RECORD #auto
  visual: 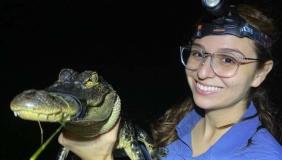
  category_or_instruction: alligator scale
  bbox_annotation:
[10,68,157,160]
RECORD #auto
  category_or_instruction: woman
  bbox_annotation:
[58,3,282,160]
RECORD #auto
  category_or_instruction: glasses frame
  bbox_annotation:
[180,45,260,78]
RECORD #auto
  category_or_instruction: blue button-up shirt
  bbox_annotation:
[161,102,282,160]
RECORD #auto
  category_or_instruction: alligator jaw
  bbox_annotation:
[11,110,70,122]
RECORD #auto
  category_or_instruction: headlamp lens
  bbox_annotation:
[204,0,221,8]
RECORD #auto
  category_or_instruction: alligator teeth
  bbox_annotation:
[14,112,18,117]
[38,114,48,120]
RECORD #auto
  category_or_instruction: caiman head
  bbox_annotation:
[10,68,121,138]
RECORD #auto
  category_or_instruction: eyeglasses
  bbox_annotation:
[180,44,260,78]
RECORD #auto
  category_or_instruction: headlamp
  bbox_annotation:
[195,0,272,48]
[203,0,221,8]
[201,0,226,16]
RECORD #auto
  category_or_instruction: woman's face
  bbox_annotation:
[186,35,269,110]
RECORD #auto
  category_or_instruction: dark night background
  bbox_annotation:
[1,0,282,159]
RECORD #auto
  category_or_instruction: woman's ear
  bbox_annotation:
[251,60,273,87]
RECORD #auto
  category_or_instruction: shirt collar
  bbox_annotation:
[176,102,261,153]
[176,108,202,148]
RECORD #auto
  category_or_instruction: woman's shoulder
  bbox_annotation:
[239,128,282,159]
[253,128,282,150]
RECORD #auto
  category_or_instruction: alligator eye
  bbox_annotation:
[90,72,99,84]
[84,72,99,88]
[84,80,94,88]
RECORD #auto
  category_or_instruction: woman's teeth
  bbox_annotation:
[196,82,221,92]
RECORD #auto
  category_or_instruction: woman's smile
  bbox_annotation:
[195,81,223,96]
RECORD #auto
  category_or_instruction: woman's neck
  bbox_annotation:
[191,100,248,157]
[203,100,248,133]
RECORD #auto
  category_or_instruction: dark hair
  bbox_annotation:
[151,4,281,148]
[239,4,281,143]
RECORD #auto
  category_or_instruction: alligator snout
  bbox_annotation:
[10,89,81,122]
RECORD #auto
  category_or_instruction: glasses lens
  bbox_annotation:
[181,46,204,70]
[212,53,239,77]
[180,46,189,66]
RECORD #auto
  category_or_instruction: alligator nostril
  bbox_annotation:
[23,90,47,100]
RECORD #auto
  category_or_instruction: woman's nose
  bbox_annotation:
[197,57,216,79]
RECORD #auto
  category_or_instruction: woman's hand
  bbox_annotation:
[58,120,120,160]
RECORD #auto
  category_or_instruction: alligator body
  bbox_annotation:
[10,68,157,160]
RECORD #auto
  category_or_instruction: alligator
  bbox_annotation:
[10,68,157,160]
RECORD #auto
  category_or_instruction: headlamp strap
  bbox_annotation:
[194,5,272,48]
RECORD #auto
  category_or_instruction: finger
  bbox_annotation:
[58,133,67,146]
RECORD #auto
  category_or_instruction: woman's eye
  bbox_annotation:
[191,51,204,57]
[222,56,236,64]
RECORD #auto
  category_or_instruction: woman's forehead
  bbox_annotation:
[193,35,257,57]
